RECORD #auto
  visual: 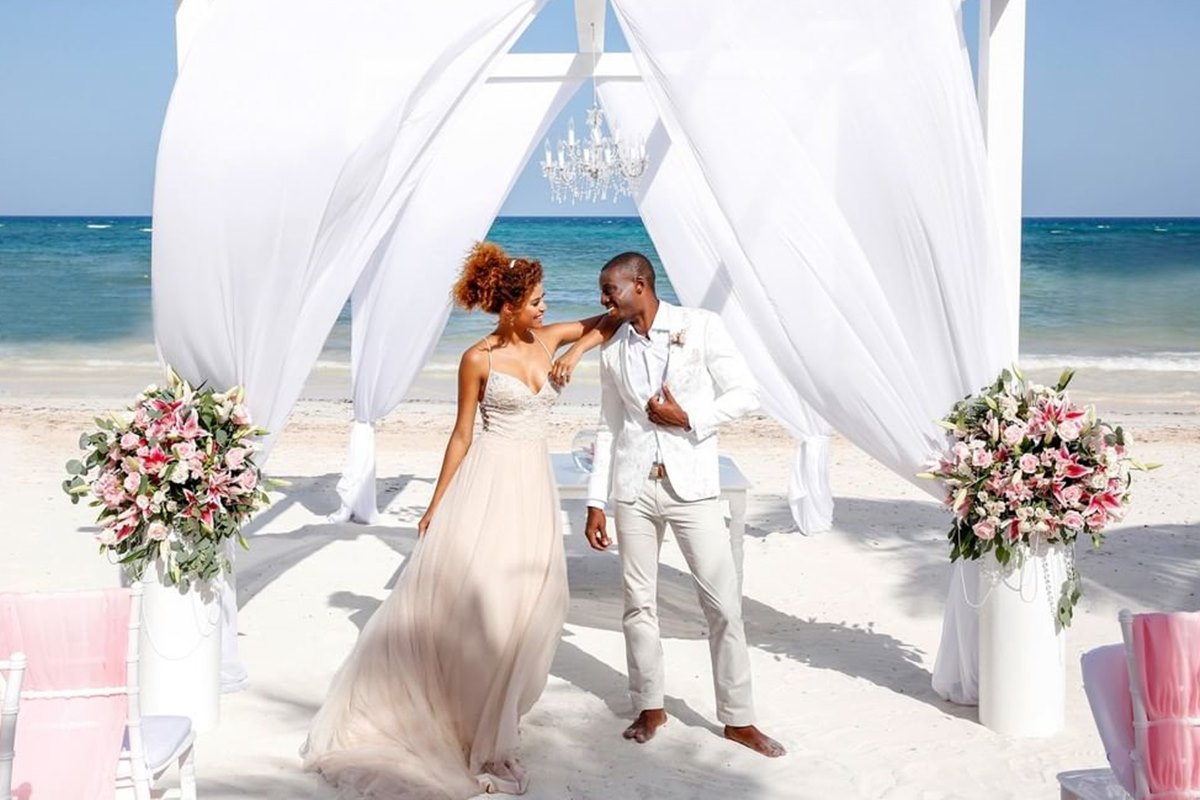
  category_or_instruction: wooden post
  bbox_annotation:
[977,0,1028,356]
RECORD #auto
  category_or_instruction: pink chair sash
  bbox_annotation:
[1128,611,1200,798]
[0,589,130,800]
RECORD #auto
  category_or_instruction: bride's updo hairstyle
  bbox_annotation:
[453,241,544,315]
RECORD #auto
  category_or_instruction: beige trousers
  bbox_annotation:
[614,474,755,726]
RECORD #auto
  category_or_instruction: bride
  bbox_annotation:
[302,242,613,798]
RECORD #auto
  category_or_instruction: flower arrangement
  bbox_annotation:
[63,368,272,590]
[923,367,1153,628]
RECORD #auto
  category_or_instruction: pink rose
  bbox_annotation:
[1061,485,1083,506]
[973,519,997,541]
[1058,420,1082,442]
[123,472,141,494]
[971,449,994,469]
[120,432,140,450]
[237,470,258,492]
[1062,511,1085,530]
[1002,424,1026,446]
[147,521,169,541]
[231,405,251,426]
[1019,453,1039,474]
[225,447,248,469]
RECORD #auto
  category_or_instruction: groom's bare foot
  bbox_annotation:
[623,709,668,743]
[724,725,786,757]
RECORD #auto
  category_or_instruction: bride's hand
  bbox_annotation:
[417,508,434,537]
[550,353,579,387]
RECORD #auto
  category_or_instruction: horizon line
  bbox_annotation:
[3,213,1200,221]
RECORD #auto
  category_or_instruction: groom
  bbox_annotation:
[585,252,785,758]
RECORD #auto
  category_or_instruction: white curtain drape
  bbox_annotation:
[153,0,547,454]
[151,0,547,685]
[334,77,585,523]
[597,79,835,534]
[609,0,1016,704]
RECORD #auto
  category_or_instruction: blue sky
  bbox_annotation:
[1,0,1197,217]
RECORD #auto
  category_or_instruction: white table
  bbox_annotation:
[551,453,752,582]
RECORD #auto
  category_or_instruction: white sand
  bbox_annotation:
[1,380,1198,799]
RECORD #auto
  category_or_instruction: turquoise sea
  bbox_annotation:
[1,216,1199,383]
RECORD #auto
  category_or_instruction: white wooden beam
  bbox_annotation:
[574,0,607,53]
[977,0,1027,356]
[486,52,640,82]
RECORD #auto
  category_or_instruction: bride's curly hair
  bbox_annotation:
[453,241,543,315]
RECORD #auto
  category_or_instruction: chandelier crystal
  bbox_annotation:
[542,29,648,204]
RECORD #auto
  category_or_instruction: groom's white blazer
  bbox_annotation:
[587,302,759,508]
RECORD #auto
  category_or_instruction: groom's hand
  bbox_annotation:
[584,507,611,551]
[646,384,690,430]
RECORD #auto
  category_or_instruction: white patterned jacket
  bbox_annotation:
[586,302,759,508]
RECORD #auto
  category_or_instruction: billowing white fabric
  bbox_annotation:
[788,436,834,535]
[332,421,378,524]
[931,560,979,704]
[151,0,548,681]
[609,0,1016,703]
[334,76,585,523]
[153,0,546,454]
[597,79,834,534]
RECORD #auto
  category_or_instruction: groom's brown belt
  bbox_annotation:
[648,462,668,480]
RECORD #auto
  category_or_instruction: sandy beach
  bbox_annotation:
[1,364,1198,799]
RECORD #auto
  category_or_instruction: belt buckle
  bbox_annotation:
[649,462,666,480]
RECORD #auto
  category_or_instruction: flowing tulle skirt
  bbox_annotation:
[303,435,569,799]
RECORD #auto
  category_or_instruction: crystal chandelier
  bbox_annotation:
[541,28,648,204]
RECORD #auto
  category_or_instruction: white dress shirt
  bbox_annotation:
[624,302,674,406]
[625,302,679,464]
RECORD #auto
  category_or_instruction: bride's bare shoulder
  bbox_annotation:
[459,339,491,375]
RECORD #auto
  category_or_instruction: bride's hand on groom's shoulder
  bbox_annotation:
[549,355,578,387]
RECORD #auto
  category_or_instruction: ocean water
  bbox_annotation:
[1,216,1198,378]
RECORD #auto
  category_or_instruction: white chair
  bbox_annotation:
[1059,609,1200,800]
[115,584,197,800]
[0,584,196,800]
[0,652,27,800]
[1059,643,1135,800]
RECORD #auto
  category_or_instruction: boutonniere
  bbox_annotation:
[668,330,687,348]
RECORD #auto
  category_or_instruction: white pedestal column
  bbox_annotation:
[978,544,1067,737]
[139,561,222,733]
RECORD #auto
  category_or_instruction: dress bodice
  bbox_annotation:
[478,340,559,441]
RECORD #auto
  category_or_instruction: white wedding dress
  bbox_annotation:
[303,344,569,798]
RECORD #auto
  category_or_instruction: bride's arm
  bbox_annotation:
[418,346,487,536]
[540,313,617,351]
[542,313,619,386]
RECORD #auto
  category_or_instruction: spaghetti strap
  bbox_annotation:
[530,332,552,364]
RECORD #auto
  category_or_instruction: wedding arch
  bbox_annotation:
[153,0,1028,704]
